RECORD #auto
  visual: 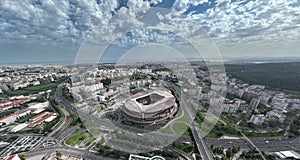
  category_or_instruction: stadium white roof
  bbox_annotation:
[125,89,175,113]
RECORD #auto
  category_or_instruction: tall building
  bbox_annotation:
[250,114,265,125]
[223,104,240,114]
[266,110,287,123]
[249,98,260,110]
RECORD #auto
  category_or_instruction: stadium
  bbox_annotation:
[121,89,178,124]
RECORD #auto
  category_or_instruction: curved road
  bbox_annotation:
[25,146,118,160]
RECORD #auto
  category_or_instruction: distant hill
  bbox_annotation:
[225,62,300,92]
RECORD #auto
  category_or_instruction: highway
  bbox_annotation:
[47,107,70,139]
[240,132,266,160]
[190,122,214,160]
[56,85,78,113]
[169,147,194,160]
[206,137,300,152]
[169,82,215,160]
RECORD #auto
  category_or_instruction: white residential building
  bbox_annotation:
[249,98,260,110]
[273,102,288,111]
[223,104,240,113]
[266,110,287,123]
[250,114,266,125]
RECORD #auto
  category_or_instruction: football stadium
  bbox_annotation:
[122,89,178,124]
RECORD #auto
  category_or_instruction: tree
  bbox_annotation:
[19,153,26,160]
[56,151,62,157]
[101,78,111,86]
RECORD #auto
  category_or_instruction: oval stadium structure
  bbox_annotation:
[122,89,178,124]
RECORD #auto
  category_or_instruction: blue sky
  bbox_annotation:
[0,0,299,64]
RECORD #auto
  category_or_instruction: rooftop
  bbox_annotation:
[125,89,175,113]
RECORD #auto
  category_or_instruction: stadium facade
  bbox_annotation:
[122,89,178,124]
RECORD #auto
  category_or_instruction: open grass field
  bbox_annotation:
[65,130,89,147]
[84,137,96,147]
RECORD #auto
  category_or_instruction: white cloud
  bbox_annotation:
[149,0,163,5]
[181,0,300,47]
[0,0,119,46]
[0,0,299,54]
[172,0,209,13]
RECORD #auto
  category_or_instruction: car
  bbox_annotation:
[265,141,269,144]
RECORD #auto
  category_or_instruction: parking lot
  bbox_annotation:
[0,136,44,158]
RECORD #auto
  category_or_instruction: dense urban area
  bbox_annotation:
[0,62,300,160]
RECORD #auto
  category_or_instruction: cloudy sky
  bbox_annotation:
[0,0,299,64]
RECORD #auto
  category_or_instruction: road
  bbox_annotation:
[205,137,300,152]
[56,124,81,143]
[47,107,70,138]
[169,82,215,160]
[190,122,214,160]
[169,147,194,160]
[56,85,77,113]
[25,146,118,160]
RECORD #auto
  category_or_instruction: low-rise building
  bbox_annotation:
[0,113,17,125]
[28,101,49,112]
[5,154,21,160]
[11,123,28,133]
[272,150,300,159]
[29,112,48,122]
[0,104,13,111]
[16,110,32,119]
[0,101,13,111]
[28,112,56,128]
